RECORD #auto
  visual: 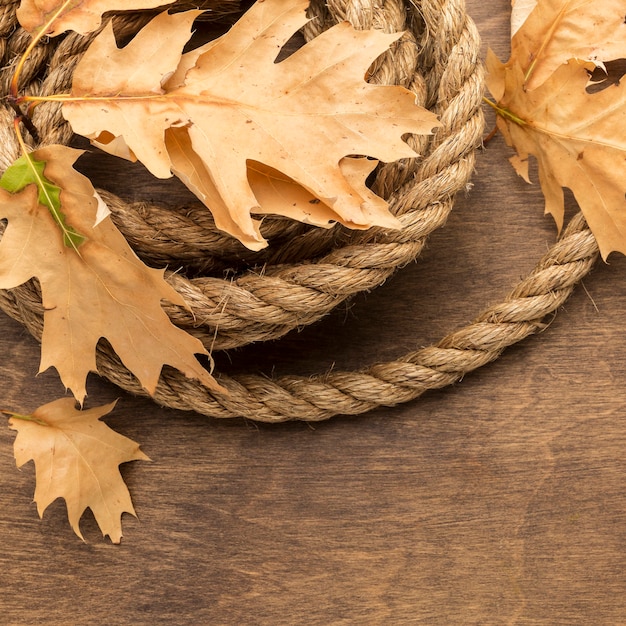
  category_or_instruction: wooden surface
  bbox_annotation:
[2,2,626,624]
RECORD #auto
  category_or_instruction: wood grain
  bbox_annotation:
[2,1,626,624]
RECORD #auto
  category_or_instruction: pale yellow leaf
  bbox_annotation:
[9,398,149,543]
[62,0,439,248]
[486,47,507,102]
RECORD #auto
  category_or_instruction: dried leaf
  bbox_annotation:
[7,398,149,543]
[0,144,222,402]
[249,157,397,228]
[510,0,536,37]
[62,0,439,249]
[487,51,626,259]
[486,2,626,258]
[17,0,169,37]
[507,0,626,91]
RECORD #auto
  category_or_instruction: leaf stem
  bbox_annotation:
[10,35,43,99]
[10,0,74,98]
[483,123,499,145]
[13,116,32,158]
[11,118,84,255]
[482,96,527,127]
[7,98,40,143]
[1,409,48,426]
[21,93,171,104]
[9,0,79,147]
[523,5,567,87]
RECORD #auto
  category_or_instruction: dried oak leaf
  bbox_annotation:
[17,0,170,37]
[8,397,148,543]
[487,52,626,259]
[62,0,439,249]
[506,0,626,91]
[0,144,221,402]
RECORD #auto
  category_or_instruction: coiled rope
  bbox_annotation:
[0,0,599,421]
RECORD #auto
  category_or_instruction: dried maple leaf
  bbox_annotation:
[17,0,169,37]
[506,0,626,91]
[7,397,148,543]
[487,2,626,258]
[487,52,626,259]
[61,0,439,249]
[0,144,222,402]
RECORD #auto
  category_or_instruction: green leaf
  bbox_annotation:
[0,153,85,248]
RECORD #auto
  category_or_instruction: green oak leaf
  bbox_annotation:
[0,152,85,248]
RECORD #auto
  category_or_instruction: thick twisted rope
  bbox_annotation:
[0,211,599,422]
[0,0,601,421]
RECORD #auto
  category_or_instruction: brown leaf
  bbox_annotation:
[0,144,222,402]
[62,1,439,249]
[486,51,626,259]
[17,0,169,37]
[507,0,626,91]
[8,398,149,543]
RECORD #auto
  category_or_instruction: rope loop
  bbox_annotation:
[0,0,600,421]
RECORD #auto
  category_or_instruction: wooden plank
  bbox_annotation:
[1,1,626,623]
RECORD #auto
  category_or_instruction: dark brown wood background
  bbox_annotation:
[2,1,626,624]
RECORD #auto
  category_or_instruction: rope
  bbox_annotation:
[0,211,599,421]
[0,0,600,421]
